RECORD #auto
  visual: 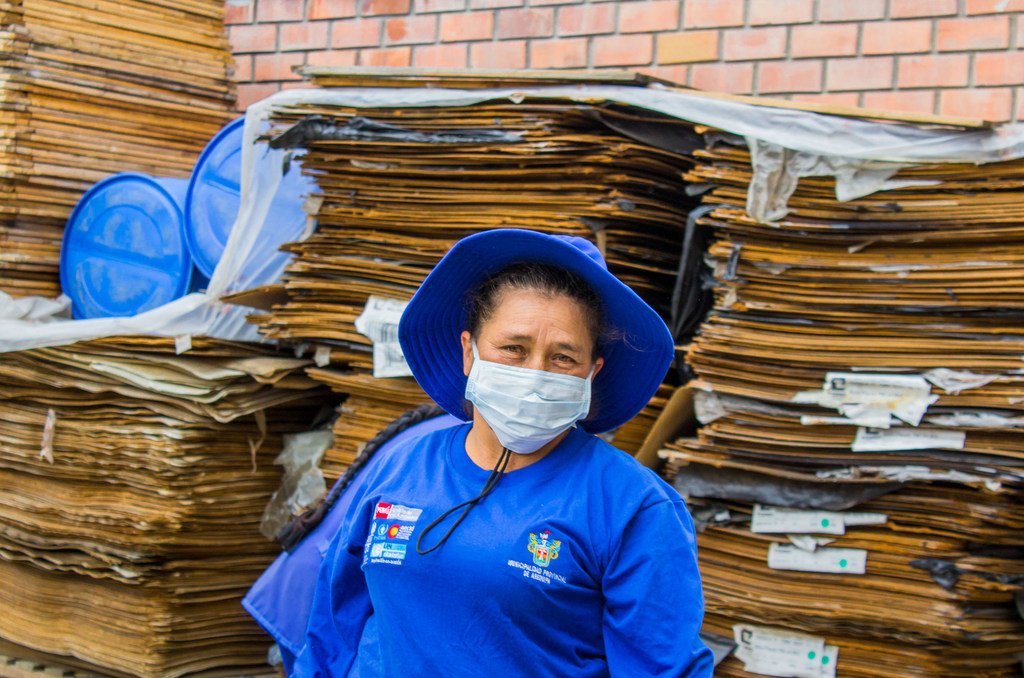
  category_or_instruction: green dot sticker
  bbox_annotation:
[821,518,830,527]
[839,559,848,568]
[807,651,816,660]
[822,656,830,665]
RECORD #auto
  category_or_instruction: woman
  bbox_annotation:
[293,229,711,677]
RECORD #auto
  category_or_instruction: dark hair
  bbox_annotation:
[465,262,604,357]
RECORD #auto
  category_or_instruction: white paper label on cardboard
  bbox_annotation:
[694,390,726,424]
[794,372,937,426]
[733,624,837,678]
[874,465,983,484]
[767,544,867,574]
[923,368,999,395]
[314,345,331,367]
[354,296,412,378]
[800,412,892,428]
[841,512,888,527]
[174,334,192,355]
[926,411,1024,428]
[787,535,834,552]
[751,505,846,535]
[852,427,966,452]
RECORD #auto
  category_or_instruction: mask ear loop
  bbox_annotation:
[416,446,512,555]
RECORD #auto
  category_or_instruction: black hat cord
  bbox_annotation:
[416,446,513,556]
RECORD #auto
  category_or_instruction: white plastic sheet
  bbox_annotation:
[1,84,1022,352]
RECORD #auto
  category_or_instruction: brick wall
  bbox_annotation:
[227,0,1024,122]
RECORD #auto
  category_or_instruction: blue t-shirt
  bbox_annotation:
[292,423,712,677]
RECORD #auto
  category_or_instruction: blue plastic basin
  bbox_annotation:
[60,173,194,319]
[184,118,314,279]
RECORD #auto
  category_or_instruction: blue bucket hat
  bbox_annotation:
[398,228,674,435]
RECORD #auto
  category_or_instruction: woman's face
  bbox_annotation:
[461,288,604,378]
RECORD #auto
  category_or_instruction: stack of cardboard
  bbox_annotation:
[250,70,699,351]
[0,337,330,676]
[661,142,1024,676]
[0,0,235,297]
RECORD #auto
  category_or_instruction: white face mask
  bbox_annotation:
[464,341,594,454]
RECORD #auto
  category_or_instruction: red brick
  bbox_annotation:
[657,30,719,64]
[862,89,936,114]
[363,0,412,16]
[231,54,253,82]
[620,1,680,34]
[683,0,743,28]
[415,0,466,12]
[1020,17,1024,47]
[229,24,277,53]
[308,0,357,19]
[689,62,754,93]
[280,81,315,91]
[639,65,689,86]
[826,56,894,91]
[225,1,253,25]
[557,5,614,36]
[497,8,554,38]
[862,20,933,55]
[360,46,413,66]
[306,49,359,67]
[256,0,304,22]
[790,92,861,107]
[939,88,1014,121]
[280,22,329,51]
[532,0,582,5]
[1017,94,1024,122]
[790,23,858,58]
[331,19,383,48]
[818,0,885,21]
[470,0,522,7]
[723,27,786,61]
[757,60,823,93]
[470,40,527,67]
[898,54,970,88]
[937,16,1010,51]
[530,37,587,68]
[413,43,469,67]
[385,15,438,45]
[966,0,1024,13]
[253,51,304,81]
[975,51,1024,86]
[889,0,957,18]
[236,83,279,111]
[440,11,494,41]
[748,0,813,26]
[592,33,653,66]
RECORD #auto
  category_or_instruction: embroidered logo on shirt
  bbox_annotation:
[508,529,568,586]
[528,530,561,568]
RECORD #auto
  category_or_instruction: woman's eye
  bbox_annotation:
[554,354,577,365]
[502,345,524,355]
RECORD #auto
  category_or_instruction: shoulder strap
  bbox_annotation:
[277,403,448,552]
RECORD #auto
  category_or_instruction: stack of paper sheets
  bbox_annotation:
[662,141,1024,676]
[0,0,235,297]
[0,337,329,676]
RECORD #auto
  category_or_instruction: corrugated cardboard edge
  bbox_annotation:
[635,385,696,469]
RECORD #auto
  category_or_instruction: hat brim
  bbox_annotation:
[398,229,673,434]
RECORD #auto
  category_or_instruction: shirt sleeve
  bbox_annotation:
[602,497,714,678]
[290,486,376,678]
